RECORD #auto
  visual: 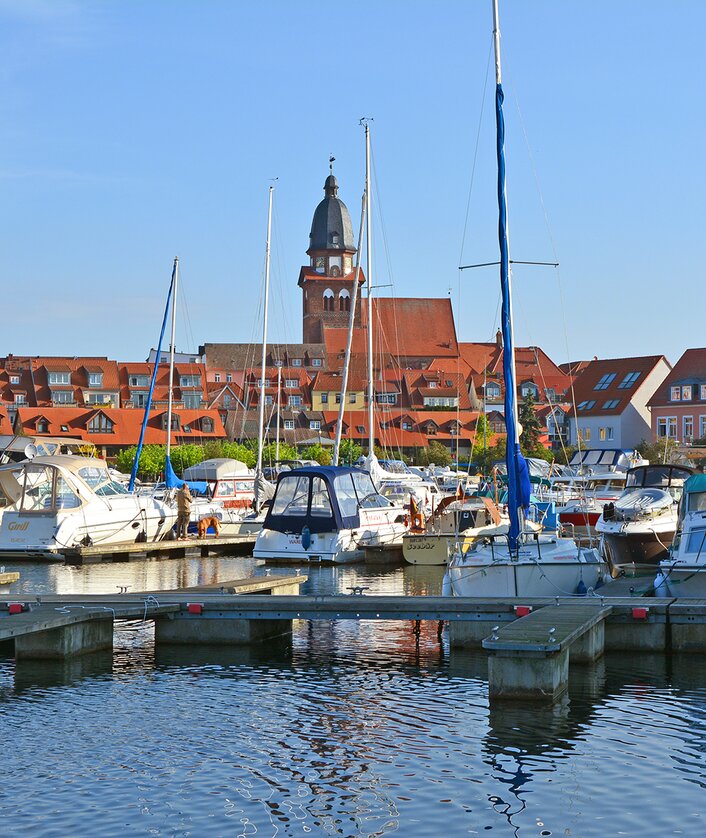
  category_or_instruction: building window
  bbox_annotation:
[183,394,202,409]
[426,424,437,435]
[545,388,556,402]
[320,393,328,404]
[657,417,677,438]
[226,373,232,382]
[132,393,147,408]
[88,414,114,434]
[51,391,73,404]
[37,419,49,433]
[285,379,298,389]
[214,373,221,383]
[88,372,103,387]
[594,373,616,390]
[223,394,231,408]
[60,424,69,433]
[14,394,25,404]
[201,417,214,433]
[323,289,335,312]
[349,393,356,404]
[312,358,322,367]
[671,386,681,401]
[264,395,273,406]
[682,385,693,401]
[338,289,351,312]
[579,427,591,442]
[356,425,365,433]
[180,375,201,388]
[335,393,341,404]
[48,371,70,385]
[485,383,501,399]
[129,374,149,387]
[683,416,694,441]
[700,416,706,439]
[617,372,640,389]
[599,427,614,441]
[309,420,321,431]
[283,420,295,430]
[402,422,412,431]
[700,385,706,401]
[428,381,437,389]
[577,400,596,410]
[520,383,538,398]
[292,359,302,367]
[288,395,302,407]
[603,399,620,409]
[86,393,110,405]
[376,394,397,405]
[9,375,20,385]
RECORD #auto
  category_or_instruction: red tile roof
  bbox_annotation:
[571,355,668,417]
[647,348,706,407]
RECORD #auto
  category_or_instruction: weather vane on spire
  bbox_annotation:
[329,155,335,174]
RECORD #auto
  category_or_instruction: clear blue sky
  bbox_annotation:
[0,0,703,367]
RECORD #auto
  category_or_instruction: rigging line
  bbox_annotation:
[509,86,581,454]
[458,32,494,267]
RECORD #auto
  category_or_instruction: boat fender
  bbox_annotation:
[301,526,311,550]
[441,569,452,597]
[576,578,587,597]
[654,569,669,597]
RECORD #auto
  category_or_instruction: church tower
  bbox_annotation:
[298,170,364,344]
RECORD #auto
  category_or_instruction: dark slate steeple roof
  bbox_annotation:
[308,174,356,252]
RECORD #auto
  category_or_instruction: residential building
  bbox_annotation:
[647,348,706,444]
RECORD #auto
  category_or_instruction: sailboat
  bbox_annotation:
[445,0,608,597]
[254,131,407,563]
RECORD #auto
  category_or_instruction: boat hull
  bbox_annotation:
[601,529,674,567]
[402,534,458,565]
[656,564,706,597]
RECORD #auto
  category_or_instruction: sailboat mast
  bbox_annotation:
[364,121,375,456]
[256,185,274,476]
[165,256,179,461]
[492,0,523,550]
[332,190,366,466]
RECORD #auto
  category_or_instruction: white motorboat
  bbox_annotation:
[596,463,692,569]
[0,455,176,559]
[402,496,508,566]
[253,466,407,563]
[181,457,262,536]
[445,0,610,598]
[657,473,706,596]
[558,472,627,542]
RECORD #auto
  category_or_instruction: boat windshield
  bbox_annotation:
[19,465,81,512]
[351,471,391,508]
[310,476,333,517]
[685,529,706,555]
[626,466,692,489]
[687,491,706,513]
[78,466,129,496]
[271,475,311,516]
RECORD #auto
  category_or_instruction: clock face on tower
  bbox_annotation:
[315,256,325,273]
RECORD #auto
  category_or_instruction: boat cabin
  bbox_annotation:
[625,464,693,493]
[263,466,394,534]
[182,458,255,509]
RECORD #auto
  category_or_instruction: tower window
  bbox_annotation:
[323,288,335,312]
[331,232,339,245]
[338,289,351,312]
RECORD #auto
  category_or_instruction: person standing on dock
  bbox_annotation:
[176,483,192,539]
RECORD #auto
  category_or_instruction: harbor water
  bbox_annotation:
[1,555,705,836]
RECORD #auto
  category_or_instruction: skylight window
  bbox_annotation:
[617,372,640,389]
[594,373,616,390]
[603,399,620,409]
[577,400,596,410]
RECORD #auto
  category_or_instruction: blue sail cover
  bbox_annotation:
[495,82,528,550]
[164,454,208,495]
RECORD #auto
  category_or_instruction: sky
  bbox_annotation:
[0,0,703,367]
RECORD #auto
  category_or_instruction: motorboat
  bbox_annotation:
[180,457,262,536]
[445,0,610,598]
[558,472,627,542]
[656,473,706,596]
[0,455,176,559]
[253,466,407,563]
[402,495,508,566]
[595,463,693,569]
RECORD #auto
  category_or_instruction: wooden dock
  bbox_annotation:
[60,533,256,564]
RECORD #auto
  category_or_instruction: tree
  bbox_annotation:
[415,441,452,468]
[300,443,332,465]
[637,437,684,465]
[519,392,542,452]
[470,414,495,462]
[338,439,362,465]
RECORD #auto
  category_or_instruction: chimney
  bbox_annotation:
[496,329,503,347]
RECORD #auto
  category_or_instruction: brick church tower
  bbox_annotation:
[298,171,364,343]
